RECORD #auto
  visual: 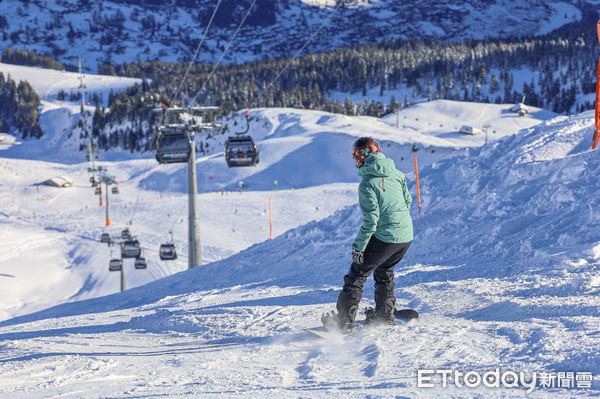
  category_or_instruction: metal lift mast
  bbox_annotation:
[154,106,219,268]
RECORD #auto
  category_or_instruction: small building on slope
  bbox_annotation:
[43,176,74,188]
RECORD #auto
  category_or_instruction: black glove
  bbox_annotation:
[352,249,364,264]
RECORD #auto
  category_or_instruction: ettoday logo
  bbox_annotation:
[417,369,593,393]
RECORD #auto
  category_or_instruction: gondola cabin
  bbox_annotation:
[94,187,102,195]
[121,229,132,240]
[159,243,177,260]
[109,259,122,271]
[122,239,141,258]
[134,257,147,269]
[224,136,259,167]
[100,233,111,243]
[155,127,191,164]
[112,186,119,194]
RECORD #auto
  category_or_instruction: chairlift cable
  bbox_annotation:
[153,0,257,252]
[125,159,156,226]
[166,159,208,234]
[266,0,346,91]
[172,0,223,105]
[137,0,222,226]
[189,0,258,107]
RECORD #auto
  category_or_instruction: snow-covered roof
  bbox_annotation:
[509,103,528,112]
[458,125,482,135]
[43,176,74,187]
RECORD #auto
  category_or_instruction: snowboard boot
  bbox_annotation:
[364,306,395,326]
[374,295,396,325]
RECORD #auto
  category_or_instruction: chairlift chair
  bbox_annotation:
[121,228,131,240]
[109,258,122,271]
[112,186,119,194]
[87,167,93,173]
[155,127,192,164]
[100,233,111,244]
[89,176,95,183]
[122,239,141,258]
[94,187,102,195]
[159,243,177,260]
[134,257,147,269]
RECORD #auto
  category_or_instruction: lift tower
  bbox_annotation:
[154,106,219,268]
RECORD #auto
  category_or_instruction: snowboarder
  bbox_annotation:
[322,137,413,332]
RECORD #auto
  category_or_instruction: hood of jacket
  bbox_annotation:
[358,152,396,178]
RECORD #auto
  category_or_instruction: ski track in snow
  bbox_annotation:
[0,80,599,395]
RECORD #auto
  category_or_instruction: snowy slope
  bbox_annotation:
[0,109,599,396]
[0,85,556,321]
[0,62,141,103]
[0,153,360,320]
[0,63,141,162]
[142,103,557,193]
[381,99,556,147]
[143,107,453,194]
[0,0,584,70]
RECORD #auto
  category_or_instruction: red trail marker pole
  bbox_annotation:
[414,155,421,216]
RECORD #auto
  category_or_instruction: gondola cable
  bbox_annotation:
[172,0,223,105]
[188,0,258,107]
[265,0,346,91]
[127,0,225,228]
[153,0,259,253]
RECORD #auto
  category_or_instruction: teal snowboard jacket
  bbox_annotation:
[352,152,414,252]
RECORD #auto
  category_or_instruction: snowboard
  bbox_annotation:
[304,308,419,339]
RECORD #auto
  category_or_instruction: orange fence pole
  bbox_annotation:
[269,197,273,239]
[414,155,421,216]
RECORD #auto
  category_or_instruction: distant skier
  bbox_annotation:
[322,137,413,332]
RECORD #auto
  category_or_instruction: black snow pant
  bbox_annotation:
[336,236,411,325]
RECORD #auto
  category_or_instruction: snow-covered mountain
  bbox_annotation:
[0,0,590,71]
[1,103,599,396]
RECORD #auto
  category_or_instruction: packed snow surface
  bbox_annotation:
[0,62,141,104]
[0,66,597,395]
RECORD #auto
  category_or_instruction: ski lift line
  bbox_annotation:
[126,154,165,227]
[154,146,209,236]
[265,0,346,91]
[166,157,209,234]
[172,0,223,104]
[169,204,187,233]
[189,0,257,107]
